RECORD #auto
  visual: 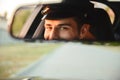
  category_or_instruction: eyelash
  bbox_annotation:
[60,27,69,30]
[45,25,70,31]
[46,27,52,30]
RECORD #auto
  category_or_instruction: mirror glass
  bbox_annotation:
[11,5,36,38]
[9,2,118,41]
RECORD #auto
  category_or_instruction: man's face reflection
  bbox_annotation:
[44,17,79,40]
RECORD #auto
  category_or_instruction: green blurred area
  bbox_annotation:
[12,9,32,36]
[0,43,62,78]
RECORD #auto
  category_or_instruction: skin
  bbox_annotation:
[44,17,79,40]
[79,24,96,40]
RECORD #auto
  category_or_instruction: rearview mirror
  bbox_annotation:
[8,1,120,41]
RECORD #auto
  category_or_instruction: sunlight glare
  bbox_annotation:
[0,0,39,20]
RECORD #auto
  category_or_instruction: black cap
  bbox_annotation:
[41,0,94,19]
[61,0,91,6]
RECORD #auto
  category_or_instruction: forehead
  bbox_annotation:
[44,17,76,24]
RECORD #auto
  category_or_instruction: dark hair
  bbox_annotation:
[86,8,115,41]
[73,17,85,33]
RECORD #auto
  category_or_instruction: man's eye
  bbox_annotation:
[60,26,69,30]
[46,27,52,30]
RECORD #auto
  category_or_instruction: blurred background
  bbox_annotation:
[0,0,117,78]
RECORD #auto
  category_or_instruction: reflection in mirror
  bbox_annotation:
[40,1,115,41]
[9,1,116,41]
[11,5,35,38]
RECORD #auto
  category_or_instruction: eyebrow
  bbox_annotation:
[58,23,72,27]
[44,24,51,27]
[44,23,72,28]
